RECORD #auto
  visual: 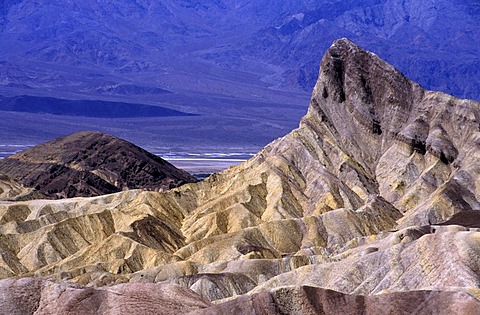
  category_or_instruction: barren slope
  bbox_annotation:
[0,174,46,202]
[1,39,480,314]
[0,131,197,198]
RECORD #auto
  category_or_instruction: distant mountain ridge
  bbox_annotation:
[0,0,478,100]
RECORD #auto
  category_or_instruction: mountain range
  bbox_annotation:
[0,0,479,151]
[1,0,479,99]
[1,39,480,314]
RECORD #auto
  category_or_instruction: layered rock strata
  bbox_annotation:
[0,39,479,314]
[0,174,45,201]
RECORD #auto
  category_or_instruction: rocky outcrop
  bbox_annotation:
[0,277,211,315]
[0,131,197,198]
[252,226,480,295]
[0,39,480,314]
[2,278,478,315]
[0,190,192,279]
[0,174,45,201]
[304,38,480,226]
[192,286,480,315]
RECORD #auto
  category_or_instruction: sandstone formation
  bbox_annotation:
[0,277,211,315]
[0,174,45,201]
[0,39,479,314]
[192,286,480,315]
[0,131,197,198]
[3,277,479,315]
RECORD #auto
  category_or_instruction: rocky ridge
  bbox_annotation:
[0,131,197,198]
[0,39,480,314]
[0,174,45,201]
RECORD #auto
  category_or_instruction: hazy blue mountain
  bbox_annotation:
[1,0,477,99]
[218,0,480,99]
[0,0,478,151]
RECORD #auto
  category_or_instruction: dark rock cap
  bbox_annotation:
[0,130,197,198]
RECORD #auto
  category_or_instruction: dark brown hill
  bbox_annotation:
[0,131,197,198]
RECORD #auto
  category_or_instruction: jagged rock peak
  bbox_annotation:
[314,38,415,107]
[299,37,480,226]
[0,131,197,198]
[305,38,421,162]
[303,38,478,173]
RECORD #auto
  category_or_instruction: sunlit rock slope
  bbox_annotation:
[1,38,480,314]
[0,174,46,201]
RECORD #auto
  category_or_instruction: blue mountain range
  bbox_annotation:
[0,0,478,150]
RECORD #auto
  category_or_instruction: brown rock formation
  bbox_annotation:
[0,277,211,314]
[2,278,478,315]
[191,286,480,315]
[0,131,197,198]
[0,39,480,314]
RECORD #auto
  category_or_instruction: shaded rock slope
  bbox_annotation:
[0,131,197,198]
[1,39,480,314]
